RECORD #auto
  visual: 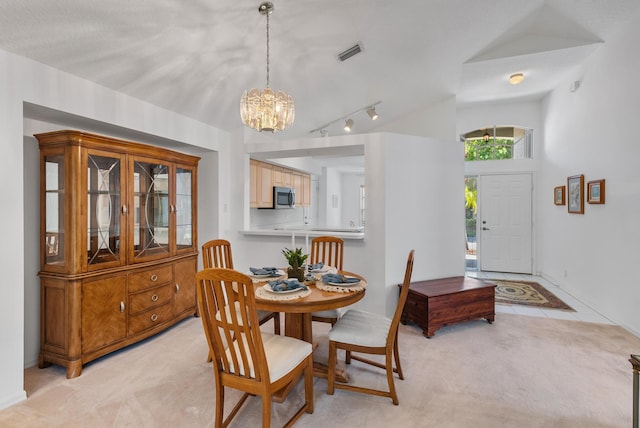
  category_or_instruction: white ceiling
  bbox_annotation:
[2,0,638,142]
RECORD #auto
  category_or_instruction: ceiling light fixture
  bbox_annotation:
[240,2,294,132]
[309,100,381,135]
[320,129,329,137]
[366,106,379,120]
[344,119,354,132]
[509,73,524,85]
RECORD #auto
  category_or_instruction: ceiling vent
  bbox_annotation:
[338,42,363,62]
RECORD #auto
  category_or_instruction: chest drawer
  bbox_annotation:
[129,284,173,315]
[128,302,173,335]
[128,265,173,293]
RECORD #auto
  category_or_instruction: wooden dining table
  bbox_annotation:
[253,270,366,400]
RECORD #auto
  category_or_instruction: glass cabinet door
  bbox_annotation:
[44,153,65,267]
[132,160,170,261]
[87,154,123,267]
[175,166,194,252]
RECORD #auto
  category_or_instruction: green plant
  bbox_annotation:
[281,247,308,269]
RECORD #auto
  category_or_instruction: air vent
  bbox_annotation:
[338,42,363,62]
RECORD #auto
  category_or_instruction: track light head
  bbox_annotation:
[344,118,353,132]
[366,106,378,120]
[320,129,329,137]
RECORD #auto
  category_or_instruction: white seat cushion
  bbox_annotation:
[312,309,341,319]
[257,310,276,323]
[226,333,312,382]
[328,309,391,348]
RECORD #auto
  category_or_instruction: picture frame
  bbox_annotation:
[587,179,605,204]
[554,185,566,205]
[567,174,584,214]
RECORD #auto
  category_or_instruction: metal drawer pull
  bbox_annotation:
[120,301,125,312]
[150,314,158,322]
[175,283,180,292]
[150,274,158,282]
[121,205,127,214]
[151,294,159,302]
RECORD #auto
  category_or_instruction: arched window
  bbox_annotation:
[462,126,533,161]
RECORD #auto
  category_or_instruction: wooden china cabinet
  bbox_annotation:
[36,130,200,378]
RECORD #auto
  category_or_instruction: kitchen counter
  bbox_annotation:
[241,227,365,240]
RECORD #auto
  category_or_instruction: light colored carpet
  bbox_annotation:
[1,313,638,427]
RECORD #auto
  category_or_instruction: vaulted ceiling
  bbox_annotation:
[1,0,638,141]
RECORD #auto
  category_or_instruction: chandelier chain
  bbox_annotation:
[266,9,270,87]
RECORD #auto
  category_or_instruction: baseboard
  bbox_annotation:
[0,389,27,411]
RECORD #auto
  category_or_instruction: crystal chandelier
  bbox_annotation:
[240,2,295,132]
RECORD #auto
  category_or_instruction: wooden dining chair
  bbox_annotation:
[309,236,344,326]
[196,268,314,427]
[202,239,280,335]
[327,249,415,405]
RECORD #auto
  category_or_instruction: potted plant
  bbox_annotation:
[282,247,308,281]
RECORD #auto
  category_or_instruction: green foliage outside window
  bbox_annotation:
[465,178,477,238]
[465,138,514,161]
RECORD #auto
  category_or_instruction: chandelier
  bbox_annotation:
[240,2,295,132]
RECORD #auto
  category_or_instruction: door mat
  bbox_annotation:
[490,279,575,311]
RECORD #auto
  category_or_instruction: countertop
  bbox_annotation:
[241,227,365,240]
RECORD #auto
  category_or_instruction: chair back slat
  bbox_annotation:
[310,236,344,271]
[388,250,415,347]
[196,268,268,382]
[202,239,234,269]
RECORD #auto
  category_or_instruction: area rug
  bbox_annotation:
[490,279,575,311]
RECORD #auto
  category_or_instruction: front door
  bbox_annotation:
[479,173,532,274]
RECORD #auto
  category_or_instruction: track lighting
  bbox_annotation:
[366,106,378,120]
[320,129,329,137]
[308,100,381,135]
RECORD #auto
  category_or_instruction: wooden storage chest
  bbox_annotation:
[401,276,495,337]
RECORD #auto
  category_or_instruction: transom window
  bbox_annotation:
[462,126,533,161]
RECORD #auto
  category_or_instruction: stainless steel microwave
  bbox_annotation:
[272,186,295,209]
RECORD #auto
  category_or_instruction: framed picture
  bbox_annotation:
[567,174,584,214]
[554,186,566,205]
[587,179,605,204]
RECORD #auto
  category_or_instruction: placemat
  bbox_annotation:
[255,286,312,300]
[316,281,366,293]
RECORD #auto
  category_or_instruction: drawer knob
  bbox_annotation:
[150,314,158,322]
[175,283,180,292]
[151,294,159,302]
[120,301,125,313]
[150,274,158,282]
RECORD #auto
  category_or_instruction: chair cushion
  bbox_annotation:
[312,309,341,319]
[226,333,312,382]
[328,309,391,348]
[257,310,276,323]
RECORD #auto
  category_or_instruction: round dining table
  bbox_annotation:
[253,270,366,397]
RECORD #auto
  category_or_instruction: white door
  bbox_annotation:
[479,173,532,274]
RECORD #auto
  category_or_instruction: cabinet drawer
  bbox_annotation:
[128,265,173,293]
[128,303,173,335]
[129,284,173,315]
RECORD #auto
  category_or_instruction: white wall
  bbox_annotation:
[0,48,231,410]
[341,172,364,227]
[538,7,640,336]
[377,96,458,141]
